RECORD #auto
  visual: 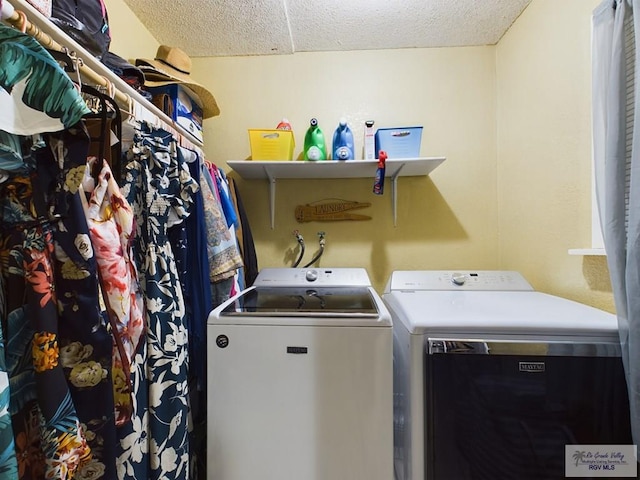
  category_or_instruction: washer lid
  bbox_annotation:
[383,290,618,338]
[210,286,392,326]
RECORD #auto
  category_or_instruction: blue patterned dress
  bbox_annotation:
[37,130,119,480]
[117,122,196,480]
[1,20,106,478]
[0,133,94,480]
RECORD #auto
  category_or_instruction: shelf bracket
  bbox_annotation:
[264,167,276,229]
[390,162,406,227]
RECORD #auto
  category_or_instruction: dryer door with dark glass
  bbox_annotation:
[425,340,632,480]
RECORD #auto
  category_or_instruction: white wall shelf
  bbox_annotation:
[227,157,446,228]
[568,248,607,256]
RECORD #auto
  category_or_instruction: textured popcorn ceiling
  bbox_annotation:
[123,0,532,57]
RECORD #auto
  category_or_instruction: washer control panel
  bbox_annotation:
[254,268,373,287]
[386,270,534,292]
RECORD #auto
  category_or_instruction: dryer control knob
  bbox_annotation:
[451,272,466,286]
[306,269,318,282]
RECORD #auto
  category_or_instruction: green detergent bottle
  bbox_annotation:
[303,118,327,161]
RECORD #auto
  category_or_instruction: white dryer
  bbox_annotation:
[207,268,393,480]
[383,270,632,480]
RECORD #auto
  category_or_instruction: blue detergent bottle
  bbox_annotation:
[303,118,327,161]
[332,118,355,160]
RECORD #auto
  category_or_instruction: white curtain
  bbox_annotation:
[593,0,640,444]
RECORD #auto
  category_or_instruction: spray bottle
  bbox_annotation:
[276,118,292,130]
[303,118,327,161]
[332,118,355,160]
[373,150,387,195]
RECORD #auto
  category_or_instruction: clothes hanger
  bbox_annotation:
[81,84,122,182]
[46,47,76,73]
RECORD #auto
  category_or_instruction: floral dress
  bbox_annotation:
[80,158,145,427]
[38,130,125,480]
[0,130,93,480]
[0,133,20,479]
[0,23,114,479]
[0,262,17,478]
[117,122,196,480]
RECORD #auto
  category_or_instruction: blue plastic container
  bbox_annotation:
[332,118,355,160]
[374,126,423,159]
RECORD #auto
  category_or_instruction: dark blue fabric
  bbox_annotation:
[183,150,212,392]
[51,189,118,480]
[179,151,213,480]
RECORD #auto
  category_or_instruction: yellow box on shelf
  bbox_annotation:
[248,129,295,160]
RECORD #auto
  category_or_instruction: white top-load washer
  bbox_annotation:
[383,270,632,480]
[207,268,393,480]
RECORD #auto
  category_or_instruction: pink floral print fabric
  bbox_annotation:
[80,158,145,426]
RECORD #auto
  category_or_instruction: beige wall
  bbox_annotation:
[496,0,613,311]
[193,49,498,292]
[103,0,158,61]
[104,0,614,308]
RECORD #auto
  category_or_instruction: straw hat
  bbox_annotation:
[136,45,220,118]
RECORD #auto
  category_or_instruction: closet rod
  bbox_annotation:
[3,6,131,107]
[1,0,205,148]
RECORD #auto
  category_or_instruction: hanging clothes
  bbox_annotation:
[117,122,196,480]
[0,128,93,480]
[0,24,90,136]
[79,157,145,427]
[174,146,212,480]
[0,236,17,480]
[200,164,242,303]
[0,21,117,477]
[36,129,120,480]
[177,147,212,393]
[165,195,195,478]
[228,177,258,288]
[209,165,237,229]
[0,132,27,480]
[207,166,243,304]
